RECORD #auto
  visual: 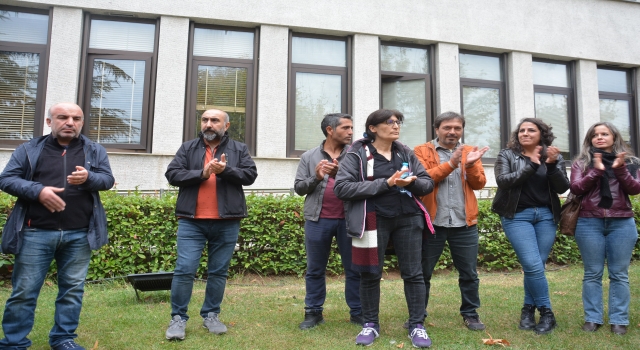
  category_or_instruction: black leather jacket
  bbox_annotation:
[165,133,258,218]
[491,148,570,223]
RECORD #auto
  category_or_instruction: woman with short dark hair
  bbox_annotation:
[570,122,640,335]
[335,109,434,348]
[491,118,569,335]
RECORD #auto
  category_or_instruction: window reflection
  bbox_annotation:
[89,59,145,144]
[462,86,500,158]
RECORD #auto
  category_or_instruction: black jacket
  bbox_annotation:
[491,148,569,222]
[165,133,258,218]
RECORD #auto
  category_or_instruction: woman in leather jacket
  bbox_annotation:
[570,122,640,335]
[491,118,569,335]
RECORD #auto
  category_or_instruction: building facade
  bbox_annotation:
[1,0,639,190]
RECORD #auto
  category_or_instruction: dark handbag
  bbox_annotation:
[559,193,581,236]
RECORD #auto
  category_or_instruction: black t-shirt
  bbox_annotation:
[516,157,554,212]
[368,144,421,218]
[26,137,94,230]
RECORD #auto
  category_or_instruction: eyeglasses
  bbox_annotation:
[385,119,403,126]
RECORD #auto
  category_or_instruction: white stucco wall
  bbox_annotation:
[352,34,380,137]
[575,60,601,137]
[435,43,460,114]
[11,0,640,66]
[42,6,83,133]
[507,52,535,127]
[151,16,190,155]
[256,25,289,158]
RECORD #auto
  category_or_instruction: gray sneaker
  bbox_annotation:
[203,312,227,334]
[165,315,186,340]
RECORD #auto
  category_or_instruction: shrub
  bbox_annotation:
[0,191,639,280]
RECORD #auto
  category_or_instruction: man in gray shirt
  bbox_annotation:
[413,111,489,331]
[294,113,361,329]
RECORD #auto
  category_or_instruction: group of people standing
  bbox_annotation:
[0,102,636,349]
[296,109,639,348]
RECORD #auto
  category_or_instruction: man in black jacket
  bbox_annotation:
[164,109,257,341]
[0,102,114,350]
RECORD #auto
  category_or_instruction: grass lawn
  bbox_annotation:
[1,263,640,349]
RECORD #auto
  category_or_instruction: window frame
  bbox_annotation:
[184,23,259,155]
[379,41,435,144]
[597,66,638,154]
[532,58,578,159]
[287,32,352,157]
[0,5,51,148]
[458,50,509,162]
[77,14,159,153]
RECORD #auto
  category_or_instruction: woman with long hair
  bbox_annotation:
[570,122,640,335]
[491,118,569,335]
[334,109,434,348]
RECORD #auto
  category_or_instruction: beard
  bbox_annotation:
[202,128,224,141]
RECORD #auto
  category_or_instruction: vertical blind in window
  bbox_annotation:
[89,20,155,52]
[292,37,346,67]
[193,29,254,59]
[0,11,49,45]
[0,52,39,140]
[89,59,145,144]
[196,65,248,143]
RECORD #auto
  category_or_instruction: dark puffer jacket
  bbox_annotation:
[491,148,570,223]
[570,161,640,218]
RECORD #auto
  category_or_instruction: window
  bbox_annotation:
[0,7,49,146]
[288,33,350,157]
[185,24,258,153]
[597,67,636,150]
[533,59,576,159]
[459,51,508,159]
[79,16,158,151]
[380,43,433,149]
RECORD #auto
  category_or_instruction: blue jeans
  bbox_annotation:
[360,214,425,327]
[575,217,638,325]
[170,218,240,320]
[500,207,556,309]
[0,228,91,349]
[304,218,361,316]
[422,225,480,317]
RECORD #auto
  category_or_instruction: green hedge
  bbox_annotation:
[0,191,639,280]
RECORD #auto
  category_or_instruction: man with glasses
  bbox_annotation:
[294,113,362,329]
[413,111,489,331]
[164,109,257,340]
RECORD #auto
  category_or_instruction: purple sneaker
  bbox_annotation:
[355,322,379,346]
[408,324,431,348]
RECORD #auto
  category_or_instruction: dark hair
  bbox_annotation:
[320,113,352,137]
[434,111,465,129]
[574,121,638,172]
[507,118,556,155]
[363,109,404,141]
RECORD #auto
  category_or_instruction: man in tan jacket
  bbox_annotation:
[413,111,489,331]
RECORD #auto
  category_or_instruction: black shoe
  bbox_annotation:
[350,314,364,326]
[534,307,556,335]
[611,324,627,335]
[462,314,486,331]
[299,311,324,329]
[519,304,536,330]
[582,322,602,332]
